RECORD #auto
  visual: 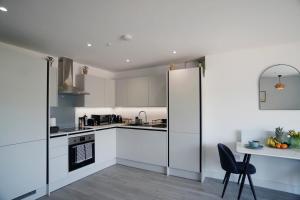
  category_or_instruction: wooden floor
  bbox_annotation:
[40,165,300,200]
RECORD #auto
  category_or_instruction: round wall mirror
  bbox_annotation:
[259,64,300,110]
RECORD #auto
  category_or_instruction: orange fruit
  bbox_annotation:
[281,144,288,149]
[276,143,281,148]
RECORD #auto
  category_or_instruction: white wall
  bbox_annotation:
[203,42,300,194]
[260,76,300,110]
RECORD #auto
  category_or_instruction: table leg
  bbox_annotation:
[238,154,247,184]
[237,154,251,200]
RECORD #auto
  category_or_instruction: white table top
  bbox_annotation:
[236,142,300,161]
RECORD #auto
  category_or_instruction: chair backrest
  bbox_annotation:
[217,143,238,173]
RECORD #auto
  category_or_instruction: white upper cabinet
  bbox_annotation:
[77,75,117,107]
[49,67,58,107]
[104,79,115,107]
[116,79,128,106]
[116,75,166,107]
[127,77,149,107]
[149,75,166,107]
[83,75,105,107]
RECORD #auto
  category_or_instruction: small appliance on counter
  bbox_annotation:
[111,114,117,123]
[87,118,95,126]
[78,116,86,128]
[91,115,111,126]
[116,115,123,123]
[50,117,59,133]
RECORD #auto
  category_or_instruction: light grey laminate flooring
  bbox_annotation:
[40,165,300,200]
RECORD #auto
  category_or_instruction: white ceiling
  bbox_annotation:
[0,0,300,71]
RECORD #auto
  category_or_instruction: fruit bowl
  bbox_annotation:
[266,137,289,149]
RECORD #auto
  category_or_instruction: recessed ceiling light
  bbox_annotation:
[106,42,112,47]
[87,43,92,47]
[120,34,133,41]
[172,50,177,54]
[125,59,131,63]
[0,6,8,12]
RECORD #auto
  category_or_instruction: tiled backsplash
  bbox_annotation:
[51,107,167,128]
[50,107,75,128]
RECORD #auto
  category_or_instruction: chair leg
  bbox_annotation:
[237,173,246,200]
[221,172,231,198]
[222,172,228,184]
[237,174,242,184]
[247,174,257,200]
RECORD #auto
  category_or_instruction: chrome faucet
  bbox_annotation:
[138,111,147,124]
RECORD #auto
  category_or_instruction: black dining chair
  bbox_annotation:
[217,143,257,200]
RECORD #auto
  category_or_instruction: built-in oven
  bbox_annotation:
[68,134,95,172]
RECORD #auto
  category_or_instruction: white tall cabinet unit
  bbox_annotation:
[0,43,47,199]
[168,67,201,180]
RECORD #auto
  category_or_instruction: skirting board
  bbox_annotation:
[116,158,167,174]
[49,159,116,193]
[168,167,201,181]
[203,169,300,195]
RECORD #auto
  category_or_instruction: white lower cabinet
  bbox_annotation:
[116,128,167,166]
[169,132,200,172]
[95,129,116,164]
[0,140,46,200]
[49,136,68,192]
[49,155,68,183]
[49,129,117,193]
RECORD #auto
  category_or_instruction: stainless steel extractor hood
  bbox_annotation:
[58,57,90,95]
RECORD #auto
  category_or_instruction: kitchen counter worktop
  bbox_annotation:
[50,124,167,138]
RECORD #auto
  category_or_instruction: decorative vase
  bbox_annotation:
[82,66,88,75]
[289,137,300,149]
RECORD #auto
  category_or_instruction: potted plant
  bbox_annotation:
[288,130,300,149]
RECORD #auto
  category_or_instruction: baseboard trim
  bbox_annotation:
[168,167,201,181]
[116,158,167,174]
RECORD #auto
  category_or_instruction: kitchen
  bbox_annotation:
[47,56,201,193]
[1,1,300,200]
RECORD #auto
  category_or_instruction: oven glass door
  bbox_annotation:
[69,141,95,172]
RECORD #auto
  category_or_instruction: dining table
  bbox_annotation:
[235,142,300,200]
